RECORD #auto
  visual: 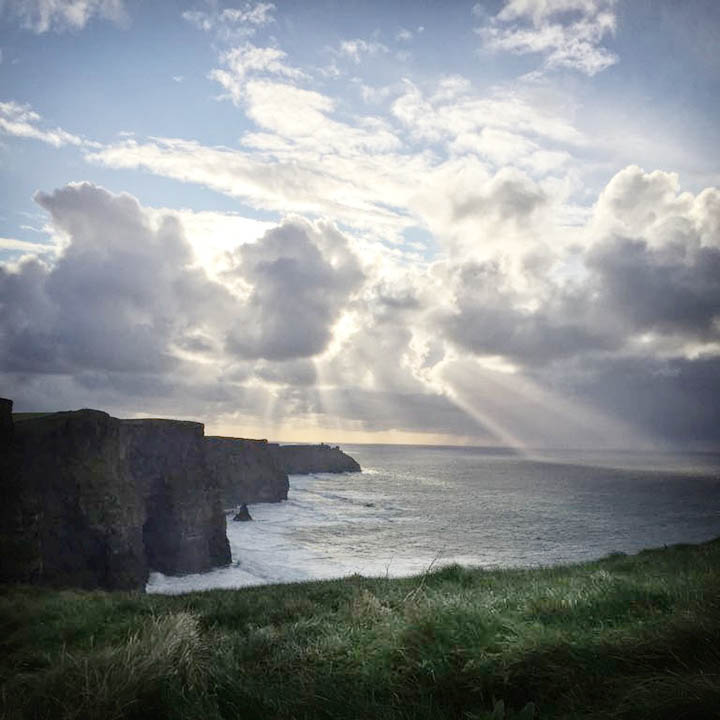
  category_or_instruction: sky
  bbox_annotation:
[0,0,719,449]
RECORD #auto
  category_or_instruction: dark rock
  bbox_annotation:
[121,419,231,576]
[3,410,146,589]
[270,443,361,474]
[205,436,288,507]
[0,407,230,591]
[0,398,12,436]
[233,504,252,522]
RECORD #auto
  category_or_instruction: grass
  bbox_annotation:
[2,538,719,719]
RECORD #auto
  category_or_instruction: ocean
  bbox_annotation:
[147,445,720,594]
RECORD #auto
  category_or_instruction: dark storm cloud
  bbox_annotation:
[226,217,364,360]
[534,354,720,448]
[588,235,720,340]
[0,183,233,375]
[439,259,620,365]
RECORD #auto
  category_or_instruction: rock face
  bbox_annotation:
[0,406,230,591]
[205,436,289,507]
[121,419,230,577]
[271,443,361,474]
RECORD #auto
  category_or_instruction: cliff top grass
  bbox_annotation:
[2,538,719,720]
[11,412,56,421]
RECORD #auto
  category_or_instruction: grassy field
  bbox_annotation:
[1,538,719,720]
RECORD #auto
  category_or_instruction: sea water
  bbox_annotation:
[147,445,720,594]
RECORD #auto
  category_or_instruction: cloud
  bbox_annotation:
[336,38,389,64]
[436,165,720,368]
[0,182,233,374]
[0,236,56,255]
[391,79,585,145]
[439,257,620,365]
[0,100,92,147]
[536,353,720,447]
[182,2,274,36]
[452,167,548,223]
[86,73,584,248]
[476,0,618,75]
[3,0,128,33]
[1,165,719,446]
[210,45,309,103]
[225,217,364,360]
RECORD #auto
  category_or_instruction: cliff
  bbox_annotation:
[0,404,230,591]
[271,443,361,474]
[205,436,289,508]
[121,420,230,576]
[0,397,361,592]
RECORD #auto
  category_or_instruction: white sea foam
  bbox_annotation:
[147,474,435,594]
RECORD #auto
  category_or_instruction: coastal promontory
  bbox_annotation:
[0,398,362,592]
[271,443,361,474]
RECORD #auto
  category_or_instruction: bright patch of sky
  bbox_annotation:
[1,0,719,447]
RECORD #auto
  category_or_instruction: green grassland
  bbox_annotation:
[2,538,719,719]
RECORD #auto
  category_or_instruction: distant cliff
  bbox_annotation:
[271,443,361,474]
[205,436,289,507]
[0,402,230,591]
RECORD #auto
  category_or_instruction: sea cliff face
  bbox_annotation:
[121,419,230,576]
[271,443,361,474]
[205,436,289,508]
[0,398,362,592]
[0,403,230,591]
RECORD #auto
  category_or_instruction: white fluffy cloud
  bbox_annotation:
[0,182,234,374]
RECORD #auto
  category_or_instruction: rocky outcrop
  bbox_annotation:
[0,406,230,591]
[233,504,252,522]
[271,443,361,474]
[205,436,289,507]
